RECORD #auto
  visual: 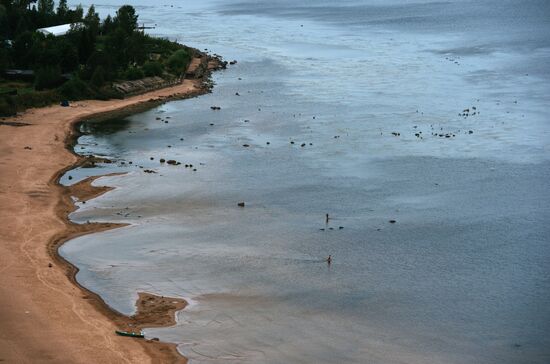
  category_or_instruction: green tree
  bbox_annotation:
[83,50,112,80]
[101,14,114,34]
[34,64,62,90]
[14,14,30,35]
[90,65,105,87]
[34,34,61,67]
[56,38,79,72]
[142,61,163,77]
[58,75,92,99]
[0,5,8,39]
[13,0,38,10]
[123,66,143,80]
[66,4,83,23]
[166,49,190,74]
[84,5,99,35]
[12,30,35,67]
[115,5,137,35]
[37,0,53,15]
[56,0,68,21]
[104,27,126,68]
[126,32,146,64]
[76,28,95,64]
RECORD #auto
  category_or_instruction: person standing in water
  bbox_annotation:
[326,255,332,265]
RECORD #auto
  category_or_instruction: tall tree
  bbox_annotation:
[14,14,30,35]
[101,14,114,34]
[13,0,38,10]
[55,37,78,72]
[104,27,126,68]
[115,5,137,35]
[66,4,83,23]
[12,30,35,67]
[56,0,68,20]
[0,4,8,38]
[37,0,53,15]
[77,27,94,64]
[84,4,99,35]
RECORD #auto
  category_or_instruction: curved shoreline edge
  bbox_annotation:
[0,59,221,363]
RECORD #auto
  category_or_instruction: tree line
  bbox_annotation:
[0,0,192,114]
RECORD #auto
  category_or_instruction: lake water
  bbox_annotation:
[61,1,550,363]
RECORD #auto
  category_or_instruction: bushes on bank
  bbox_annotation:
[166,49,190,74]
[13,89,61,111]
[142,61,163,77]
[0,96,17,116]
[34,66,63,90]
[57,75,123,101]
[58,76,93,100]
[123,66,144,80]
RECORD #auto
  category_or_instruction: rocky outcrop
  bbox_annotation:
[112,76,182,97]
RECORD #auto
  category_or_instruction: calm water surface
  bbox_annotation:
[61,1,550,363]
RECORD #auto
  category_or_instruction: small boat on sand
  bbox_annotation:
[115,330,144,338]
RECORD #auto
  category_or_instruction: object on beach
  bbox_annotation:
[60,100,69,107]
[115,330,144,338]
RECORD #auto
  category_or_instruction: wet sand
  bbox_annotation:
[0,69,215,363]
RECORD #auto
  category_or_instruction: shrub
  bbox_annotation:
[90,66,105,88]
[142,61,163,77]
[34,65,63,90]
[0,96,16,116]
[144,35,183,55]
[166,49,190,74]
[123,66,144,80]
[58,76,93,100]
[13,89,60,111]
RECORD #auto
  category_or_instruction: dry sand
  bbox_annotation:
[0,75,212,363]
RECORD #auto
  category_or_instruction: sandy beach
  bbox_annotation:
[0,70,213,363]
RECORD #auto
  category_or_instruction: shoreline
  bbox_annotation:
[0,59,220,363]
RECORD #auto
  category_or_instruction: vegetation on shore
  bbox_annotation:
[0,0,196,116]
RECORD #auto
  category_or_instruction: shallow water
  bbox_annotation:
[61,1,550,363]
